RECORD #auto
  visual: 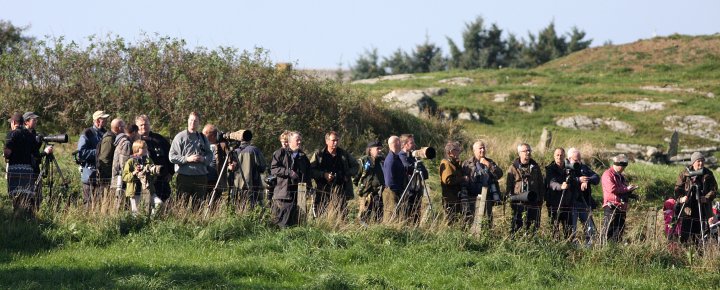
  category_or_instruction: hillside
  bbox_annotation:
[351,35,720,171]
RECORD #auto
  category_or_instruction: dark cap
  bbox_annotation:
[8,113,23,123]
[23,112,39,120]
[366,140,383,148]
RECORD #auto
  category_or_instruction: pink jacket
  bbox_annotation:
[601,167,632,211]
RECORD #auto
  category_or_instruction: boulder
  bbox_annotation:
[582,99,665,112]
[438,77,473,86]
[422,87,448,97]
[382,90,438,117]
[518,101,536,113]
[493,93,509,103]
[351,73,416,84]
[556,115,634,134]
[663,115,720,142]
[457,111,473,121]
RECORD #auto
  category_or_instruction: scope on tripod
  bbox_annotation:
[411,146,436,159]
[218,130,252,143]
[38,134,69,144]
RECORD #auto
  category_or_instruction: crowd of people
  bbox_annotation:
[4,110,719,246]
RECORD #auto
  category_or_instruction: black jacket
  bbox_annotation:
[271,148,311,201]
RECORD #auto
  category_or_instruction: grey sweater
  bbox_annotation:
[169,130,213,176]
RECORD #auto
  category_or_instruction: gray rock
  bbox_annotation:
[422,87,448,97]
[518,101,536,113]
[457,112,473,121]
[663,115,720,142]
[668,131,679,157]
[493,93,509,103]
[582,99,665,112]
[438,77,473,86]
[537,128,552,154]
[382,90,438,117]
[708,92,716,98]
[556,115,599,130]
[351,73,416,85]
[471,112,480,120]
[603,118,635,134]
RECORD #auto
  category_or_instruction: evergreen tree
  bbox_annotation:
[351,48,386,80]
[566,26,592,53]
[382,48,412,74]
[0,20,34,55]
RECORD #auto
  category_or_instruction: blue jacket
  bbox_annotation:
[383,151,406,193]
[77,126,105,167]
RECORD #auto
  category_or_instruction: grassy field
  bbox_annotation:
[2,35,720,289]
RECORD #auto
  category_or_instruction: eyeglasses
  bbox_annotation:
[614,162,628,167]
[520,150,532,153]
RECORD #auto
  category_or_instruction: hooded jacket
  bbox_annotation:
[506,158,544,205]
[271,148,311,201]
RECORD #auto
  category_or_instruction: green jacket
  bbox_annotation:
[309,147,359,199]
[353,155,384,196]
[122,156,157,197]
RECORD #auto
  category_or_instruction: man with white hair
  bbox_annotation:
[567,147,600,245]
[270,131,311,227]
[601,154,638,243]
[382,135,406,222]
[506,143,545,234]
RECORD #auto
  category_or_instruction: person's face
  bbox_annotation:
[449,146,461,160]
[136,119,150,136]
[187,115,199,132]
[554,149,565,167]
[203,128,217,143]
[473,143,486,159]
[326,134,339,152]
[289,135,302,151]
[569,151,581,163]
[136,146,147,156]
[95,118,107,129]
[10,120,20,130]
[693,159,704,171]
[389,138,401,153]
[280,138,289,149]
[403,137,416,152]
[369,146,381,158]
[518,145,532,164]
[25,118,37,130]
[614,164,626,173]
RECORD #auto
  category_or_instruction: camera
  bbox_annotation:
[620,193,639,203]
[411,146,436,159]
[37,133,69,144]
[488,181,502,205]
[687,168,704,177]
[217,130,252,143]
[264,174,277,189]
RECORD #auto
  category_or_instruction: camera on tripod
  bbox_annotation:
[217,130,252,144]
[411,146,436,159]
[36,133,69,144]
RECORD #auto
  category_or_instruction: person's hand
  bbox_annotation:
[480,158,490,167]
[44,145,53,154]
[579,176,589,183]
[561,182,568,190]
[679,196,687,203]
[628,184,638,191]
[134,165,143,175]
[187,155,204,163]
[228,162,236,171]
[324,172,335,182]
[290,170,299,180]
[581,182,588,191]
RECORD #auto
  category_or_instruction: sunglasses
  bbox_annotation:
[614,162,628,167]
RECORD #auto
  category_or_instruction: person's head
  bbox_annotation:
[325,131,340,153]
[553,147,565,167]
[110,118,125,134]
[126,124,139,141]
[135,115,151,137]
[287,131,302,151]
[517,143,532,164]
[202,124,218,144]
[612,154,629,173]
[444,141,462,161]
[691,152,705,171]
[22,112,39,130]
[567,147,581,163]
[187,112,200,133]
[400,134,415,152]
[279,130,290,149]
[366,140,383,159]
[388,135,401,154]
[8,113,23,130]
[92,110,110,129]
[472,140,487,160]
[132,140,147,156]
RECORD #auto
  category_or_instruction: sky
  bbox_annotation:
[2,0,719,69]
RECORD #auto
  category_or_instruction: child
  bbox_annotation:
[123,140,162,215]
[663,198,681,239]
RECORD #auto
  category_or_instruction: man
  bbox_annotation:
[439,141,466,224]
[228,128,267,210]
[136,114,174,202]
[77,110,109,208]
[4,113,37,216]
[23,112,53,204]
[270,131,311,227]
[567,148,600,245]
[169,112,213,209]
[98,118,124,199]
[545,147,575,239]
[309,131,359,219]
[506,143,544,235]
[354,140,385,224]
[601,154,638,243]
[673,152,717,244]
[112,124,139,211]
[382,135,405,223]
[202,124,229,204]
[397,134,428,223]
[462,140,503,228]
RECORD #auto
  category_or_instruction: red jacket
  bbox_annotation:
[601,167,632,211]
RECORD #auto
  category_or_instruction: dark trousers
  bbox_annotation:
[602,206,626,243]
[359,190,383,224]
[272,198,298,228]
[313,184,348,219]
[176,174,208,209]
[548,206,574,239]
[511,203,541,234]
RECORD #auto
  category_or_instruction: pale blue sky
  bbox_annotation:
[2,0,718,69]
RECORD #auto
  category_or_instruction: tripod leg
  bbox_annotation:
[206,150,232,216]
[392,171,418,221]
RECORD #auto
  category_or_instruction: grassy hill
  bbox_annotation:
[2,35,720,289]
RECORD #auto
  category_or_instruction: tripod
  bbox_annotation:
[33,143,70,202]
[392,160,433,221]
[206,143,235,216]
